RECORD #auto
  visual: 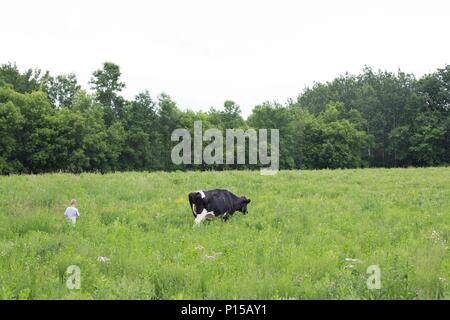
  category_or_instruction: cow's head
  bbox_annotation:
[188,192,205,217]
[238,197,251,214]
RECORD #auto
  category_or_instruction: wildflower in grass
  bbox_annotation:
[430,230,447,247]
[97,256,110,263]
[345,258,362,263]
[203,252,222,260]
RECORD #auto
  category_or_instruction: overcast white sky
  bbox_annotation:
[1,0,449,116]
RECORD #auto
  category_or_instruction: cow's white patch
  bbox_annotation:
[195,209,215,224]
[192,204,196,215]
[197,190,206,198]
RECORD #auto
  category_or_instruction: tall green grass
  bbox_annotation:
[0,168,448,299]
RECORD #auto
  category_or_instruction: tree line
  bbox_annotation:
[0,62,449,174]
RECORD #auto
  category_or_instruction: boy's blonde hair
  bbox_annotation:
[69,199,77,206]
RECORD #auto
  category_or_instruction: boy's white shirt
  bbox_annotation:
[64,206,80,219]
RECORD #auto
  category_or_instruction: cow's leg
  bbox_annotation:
[194,209,207,224]
[205,212,215,220]
[195,209,215,224]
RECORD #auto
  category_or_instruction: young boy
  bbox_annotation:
[64,199,80,224]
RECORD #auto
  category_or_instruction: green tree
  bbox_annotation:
[157,93,181,170]
[0,63,50,94]
[90,62,126,124]
[300,103,368,169]
[248,102,297,169]
[0,96,24,173]
[209,100,245,129]
[120,91,158,170]
[46,73,81,108]
[0,88,57,173]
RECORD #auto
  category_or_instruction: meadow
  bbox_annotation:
[0,168,448,299]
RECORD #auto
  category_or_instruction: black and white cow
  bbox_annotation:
[188,189,251,224]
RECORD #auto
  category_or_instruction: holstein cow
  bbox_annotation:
[188,189,251,224]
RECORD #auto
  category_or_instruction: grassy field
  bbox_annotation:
[0,168,448,300]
